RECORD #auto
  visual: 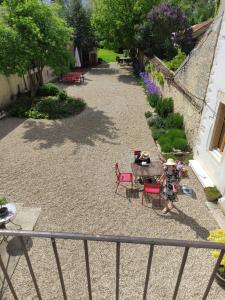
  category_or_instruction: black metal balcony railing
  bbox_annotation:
[0,229,225,300]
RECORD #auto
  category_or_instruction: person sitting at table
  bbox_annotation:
[135,151,151,165]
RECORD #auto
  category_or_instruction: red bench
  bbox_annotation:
[62,72,84,84]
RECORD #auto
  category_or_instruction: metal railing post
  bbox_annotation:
[51,238,68,300]
[84,240,92,300]
[173,247,189,300]
[19,237,42,300]
[0,255,19,300]
[202,249,225,300]
[116,242,120,300]
[143,245,154,300]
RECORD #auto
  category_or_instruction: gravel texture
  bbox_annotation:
[0,63,225,299]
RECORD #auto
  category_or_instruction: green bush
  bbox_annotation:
[155,97,173,118]
[7,101,31,118]
[148,116,165,128]
[161,143,173,153]
[147,94,161,108]
[173,138,188,151]
[153,70,164,86]
[165,49,187,71]
[167,128,186,140]
[153,116,166,128]
[145,111,152,119]
[6,92,86,120]
[59,90,68,101]
[151,128,166,140]
[165,113,183,129]
[204,186,222,202]
[37,83,60,97]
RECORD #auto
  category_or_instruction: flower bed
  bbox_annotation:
[141,71,190,154]
[6,83,86,120]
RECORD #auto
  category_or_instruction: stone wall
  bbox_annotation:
[157,78,201,148]
[0,66,56,109]
[147,15,221,148]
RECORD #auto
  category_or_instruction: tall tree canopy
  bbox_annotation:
[0,0,73,95]
[166,0,218,24]
[136,3,192,59]
[65,0,97,52]
[92,0,160,50]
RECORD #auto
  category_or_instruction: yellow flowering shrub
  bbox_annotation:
[208,229,225,266]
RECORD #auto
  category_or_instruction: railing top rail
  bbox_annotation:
[0,229,225,250]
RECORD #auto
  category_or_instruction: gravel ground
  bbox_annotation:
[0,63,225,299]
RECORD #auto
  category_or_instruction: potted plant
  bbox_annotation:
[208,229,225,287]
[204,186,222,202]
[0,197,8,218]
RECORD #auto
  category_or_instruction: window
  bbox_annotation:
[212,103,225,153]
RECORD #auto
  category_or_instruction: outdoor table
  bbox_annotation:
[119,56,132,64]
[131,160,163,183]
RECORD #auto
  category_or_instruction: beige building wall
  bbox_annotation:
[0,67,56,109]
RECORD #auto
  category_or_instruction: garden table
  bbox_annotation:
[131,160,163,183]
[119,56,132,64]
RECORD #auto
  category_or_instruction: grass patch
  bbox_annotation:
[97,48,121,63]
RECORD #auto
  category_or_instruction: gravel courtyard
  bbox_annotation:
[0,63,224,299]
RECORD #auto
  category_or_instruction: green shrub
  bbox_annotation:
[151,128,166,140]
[161,143,173,153]
[148,116,165,128]
[37,83,60,97]
[6,93,86,120]
[158,135,171,145]
[7,101,31,118]
[59,90,68,101]
[145,111,152,119]
[173,138,188,151]
[153,116,166,128]
[155,97,173,118]
[167,128,186,140]
[165,113,183,128]
[0,197,8,206]
[147,94,161,108]
[153,70,164,86]
[165,49,187,71]
[204,186,222,202]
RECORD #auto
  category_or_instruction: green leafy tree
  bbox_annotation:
[0,0,73,96]
[64,0,97,63]
[166,0,218,24]
[92,0,160,52]
[136,3,191,59]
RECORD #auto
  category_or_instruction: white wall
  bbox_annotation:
[0,67,56,109]
[195,12,225,195]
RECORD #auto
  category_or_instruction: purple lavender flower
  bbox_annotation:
[139,71,160,95]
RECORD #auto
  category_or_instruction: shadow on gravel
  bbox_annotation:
[118,74,138,85]
[22,106,119,150]
[159,206,209,239]
[89,68,119,75]
[0,118,24,140]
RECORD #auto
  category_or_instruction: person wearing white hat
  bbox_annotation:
[135,151,151,165]
[160,158,179,214]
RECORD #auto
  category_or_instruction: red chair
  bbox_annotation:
[141,183,162,207]
[115,163,133,193]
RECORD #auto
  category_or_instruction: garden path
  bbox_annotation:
[0,62,224,299]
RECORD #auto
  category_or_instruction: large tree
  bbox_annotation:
[136,3,192,59]
[166,0,218,25]
[92,0,160,51]
[63,0,97,63]
[0,0,73,96]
